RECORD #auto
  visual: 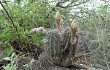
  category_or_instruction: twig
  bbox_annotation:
[72,45,101,59]
[57,0,89,8]
[45,7,55,19]
[0,1,19,38]
[66,64,88,69]
[44,1,65,19]
[4,2,13,19]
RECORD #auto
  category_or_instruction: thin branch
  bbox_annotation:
[44,0,89,19]
[72,45,101,59]
[44,7,55,19]
[57,0,89,8]
[44,1,67,19]
[0,1,19,37]
[4,2,13,19]
[69,0,88,7]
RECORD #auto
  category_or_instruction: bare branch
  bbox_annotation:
[57,0,89,8]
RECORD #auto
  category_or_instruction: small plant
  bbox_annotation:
[3,53,17,70]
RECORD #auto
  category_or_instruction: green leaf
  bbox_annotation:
[3,57,11,61]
